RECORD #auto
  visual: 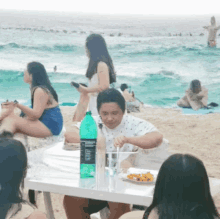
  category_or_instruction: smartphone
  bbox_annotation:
[71,81,79,88]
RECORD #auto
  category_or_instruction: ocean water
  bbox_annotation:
[0,10,220,108]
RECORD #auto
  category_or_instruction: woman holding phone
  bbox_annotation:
[71,34,116,120]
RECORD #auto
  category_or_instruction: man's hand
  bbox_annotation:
[114,135,128,148]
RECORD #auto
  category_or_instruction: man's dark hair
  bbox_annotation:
[120,83,128,91]
[97,88,126,113]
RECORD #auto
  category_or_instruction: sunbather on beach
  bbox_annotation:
[120,84,135,102]
[203,16,220,47]
[120,153,219,219]
[177,79,208,111]
[64,88,163,219]
[120,83,142,113]
[0,62,63,138]
[0,137,47,219]
[71,34,116,120]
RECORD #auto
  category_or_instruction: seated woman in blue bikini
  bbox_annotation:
[0,61,63,138]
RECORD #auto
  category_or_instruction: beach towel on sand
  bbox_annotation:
[182,107,220,115]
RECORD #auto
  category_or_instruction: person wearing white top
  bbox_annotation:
[203,16,220,47]
[74,114,157,153]
[71,34,116,120]
[64,88,163,219]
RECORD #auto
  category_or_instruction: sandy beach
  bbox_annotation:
[21,106,220,218]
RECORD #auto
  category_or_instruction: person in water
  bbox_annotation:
[0,62,63,138]
[177,80,208,111]
[54,65,57,72]
[203,16,220,47]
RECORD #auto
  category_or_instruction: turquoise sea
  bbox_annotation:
[1,10,220,108]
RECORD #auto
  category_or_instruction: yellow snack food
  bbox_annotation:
[127,172,154,182]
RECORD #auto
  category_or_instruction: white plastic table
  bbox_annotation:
[24,142,220,219]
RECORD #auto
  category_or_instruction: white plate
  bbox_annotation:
[119,168,158,185]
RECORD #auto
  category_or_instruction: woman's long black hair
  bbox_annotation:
[27,62,58,106]
[85,34,116,84]
[0,138,28,218]
[143,154,219,219]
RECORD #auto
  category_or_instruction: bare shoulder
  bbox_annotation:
[148,208,159,219]
[185,88,190,93]
[98,61,108,68]
[32,87,50,104]
[202,86,208,91]
[33,87,48,96]
[97,61,109,72]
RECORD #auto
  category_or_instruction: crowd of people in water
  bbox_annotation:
[0,16,220,219]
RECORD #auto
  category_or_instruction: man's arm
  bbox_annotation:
[114,131,163,150]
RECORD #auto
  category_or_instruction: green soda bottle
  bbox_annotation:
[80,111,98,178]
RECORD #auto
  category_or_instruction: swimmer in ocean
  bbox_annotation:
[203,16,220,47]
[54,65,57,72]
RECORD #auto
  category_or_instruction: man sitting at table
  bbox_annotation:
[64,88,163,219]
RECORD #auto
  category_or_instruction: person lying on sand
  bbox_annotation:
[177,79,208,111]
[120,83,143,113]
[203,16,220,47]
[120,84,135,102]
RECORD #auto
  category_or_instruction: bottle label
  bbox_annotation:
[80,139,97,164]
[80,139,96,178]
